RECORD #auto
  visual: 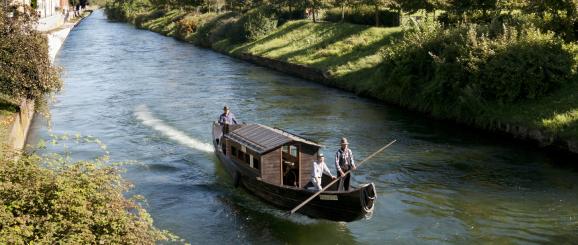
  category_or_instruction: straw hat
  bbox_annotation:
[340,137,349,145]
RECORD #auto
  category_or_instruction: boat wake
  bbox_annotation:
[135,104,213,153]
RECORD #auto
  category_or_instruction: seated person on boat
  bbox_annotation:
[309,153,336,190]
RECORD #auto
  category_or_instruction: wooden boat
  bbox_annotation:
[212,122,376,222]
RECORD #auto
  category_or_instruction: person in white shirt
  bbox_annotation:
[310,153,336,191]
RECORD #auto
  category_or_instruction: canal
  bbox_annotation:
[28,10,578,244]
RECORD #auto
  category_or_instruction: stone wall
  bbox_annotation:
[6,100,34,150]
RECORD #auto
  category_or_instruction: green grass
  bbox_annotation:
[224,20,403,77]
[141,9,185,35]
[486,80,578,138]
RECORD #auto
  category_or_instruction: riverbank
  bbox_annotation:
[107,6,578,155]
[0,10,93,151]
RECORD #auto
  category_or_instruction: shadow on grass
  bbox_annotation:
[267,23,367,63]
[309,30,403,69]
[230,21,312,55]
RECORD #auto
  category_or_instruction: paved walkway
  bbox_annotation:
[47,22,77,62]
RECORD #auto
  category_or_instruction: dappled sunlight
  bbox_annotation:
[541,109,578,133]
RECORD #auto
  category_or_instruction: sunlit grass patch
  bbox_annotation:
[229,20,402,75]
[542,110,578,132]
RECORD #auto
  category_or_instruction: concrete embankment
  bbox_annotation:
[5,11,92,151]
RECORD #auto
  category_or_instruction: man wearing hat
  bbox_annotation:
[310,153,336,190]
[335,137,356,191]
[218,105,238,135]
[218,105,238,125]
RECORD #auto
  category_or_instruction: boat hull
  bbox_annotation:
[212,124,376,222]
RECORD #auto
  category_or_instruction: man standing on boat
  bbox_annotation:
[335,137,356,191]
[311,153,336,190]
[218,105,238,135]
[218,105,238,125]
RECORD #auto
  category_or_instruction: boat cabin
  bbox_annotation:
[221,124,323,188]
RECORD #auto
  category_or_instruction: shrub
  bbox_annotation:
[175,13,217,41]
[195,12,241,47]
[134,8,165,28]
[238,7,278,42]
[0,6,62,105]
[277,7,306,26]
[325,5,400,27]
[0,150,173,244]
[374,22,574,118]
[104,2,128,21]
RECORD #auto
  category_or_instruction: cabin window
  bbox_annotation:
[282,144,299,187]
[231,146,237,156]
[290,145,298,157]
[253,158,260,170]
[249,155,260,170]
[243,153,250,164]
[232,147,250,165]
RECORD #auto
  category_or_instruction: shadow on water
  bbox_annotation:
[218,195,358,245]
[209,156,358,245]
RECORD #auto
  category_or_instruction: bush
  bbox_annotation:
[104,2,128,21]
[0,6,62,104]
[374,22,574,118]
[195,12,241,47]
[277,7,306,26]
[134,8,165,28]
[325,5,400,27]
[438,10,578,41]
[0,150,172,244]
[175,12,217,41]
[238,7,278,42]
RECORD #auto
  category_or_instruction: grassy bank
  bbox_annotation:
[106,4,578,153]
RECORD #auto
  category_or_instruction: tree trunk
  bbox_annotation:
[341,4,345,22]
[313,9,317,23]
[397,8,401,26]
[313,2,317,23]
[375,4,379,27]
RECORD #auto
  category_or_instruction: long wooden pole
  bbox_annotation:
[290,139,397,215]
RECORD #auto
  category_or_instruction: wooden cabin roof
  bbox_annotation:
[225,124,323,154]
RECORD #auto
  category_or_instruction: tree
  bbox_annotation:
[0,6,62,107]
[334,0,357,22]
[304,0,331,23]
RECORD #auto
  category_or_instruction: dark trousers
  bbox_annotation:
[339,165,352,191]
